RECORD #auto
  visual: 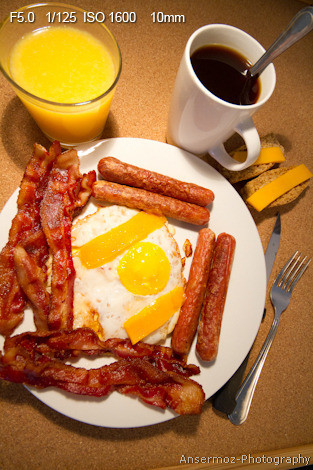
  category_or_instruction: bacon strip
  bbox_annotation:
[73,171,98,216]
[0,329,205,414]
[0,142,59,336]
[3,329,200,377]
[13,246,50,331]
[40,150,96,330]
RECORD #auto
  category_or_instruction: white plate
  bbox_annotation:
[0,137,266,428]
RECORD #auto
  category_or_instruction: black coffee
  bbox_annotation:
[190,44,260,105]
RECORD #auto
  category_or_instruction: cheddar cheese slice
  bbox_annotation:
[232,147,285,165]
[124,286,185,344]
[246,164,313,211]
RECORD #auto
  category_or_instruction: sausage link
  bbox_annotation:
[92,181,210,226]
[196,233,236,361]
[171,229,215,356]
[98,157,214,206]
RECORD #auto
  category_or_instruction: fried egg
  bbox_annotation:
[71,205,185,344]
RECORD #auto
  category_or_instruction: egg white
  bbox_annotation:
[71,205,185,344]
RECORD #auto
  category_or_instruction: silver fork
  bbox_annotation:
[229,251,311,425]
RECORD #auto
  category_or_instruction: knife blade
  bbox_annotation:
[264,213,281,283]
[211,213,281,415]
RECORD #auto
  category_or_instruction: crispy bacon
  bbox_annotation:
[115,360,204,414]
[0,329,205,414]
[3,329,200,377]
[74,171,97,216]
[0,142,59,336]
[40,150,96,331]
[13,246,50,331]
[118,377,204,415]
[0,142,95,336]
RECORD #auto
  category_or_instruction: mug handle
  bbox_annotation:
[208,117,261,171]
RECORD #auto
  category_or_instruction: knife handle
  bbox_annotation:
[228,314,280,424]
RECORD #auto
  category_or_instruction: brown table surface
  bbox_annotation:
[0,1,312,469]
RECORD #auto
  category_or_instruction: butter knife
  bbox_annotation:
[212,213,281,415]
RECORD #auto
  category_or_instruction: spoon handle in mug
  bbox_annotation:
[249,6,313,78]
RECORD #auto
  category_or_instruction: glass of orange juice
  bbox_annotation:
[0,3,122,147]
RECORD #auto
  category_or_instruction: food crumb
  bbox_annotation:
[183,239,193,258]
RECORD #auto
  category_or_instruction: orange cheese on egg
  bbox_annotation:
[232,146,285,164]
[78,211,166,268]
[124,286,185,344]
[246,164,313,211]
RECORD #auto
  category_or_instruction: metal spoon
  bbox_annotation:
[240,5,313,105]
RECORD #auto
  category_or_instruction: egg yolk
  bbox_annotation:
[124,286,185,344]
[117,242,171,295]
[77,211,166,269]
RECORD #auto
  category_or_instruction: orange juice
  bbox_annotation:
[9,26,119,145]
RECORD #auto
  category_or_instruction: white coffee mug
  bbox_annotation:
[167,24,276,171]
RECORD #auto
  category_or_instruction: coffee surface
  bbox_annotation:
[190,44,260,105]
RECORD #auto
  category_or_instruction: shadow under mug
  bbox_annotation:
[167,24,276,171]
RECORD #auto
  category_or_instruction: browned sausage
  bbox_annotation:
[97,157,214,206]
[92,181,210,226]
[196,233,236,362]
[171,229,216,356]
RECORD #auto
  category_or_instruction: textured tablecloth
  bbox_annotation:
[0,1,312,469]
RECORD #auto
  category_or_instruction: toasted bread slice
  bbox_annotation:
[219,133,285,183]
[241,166,310,210]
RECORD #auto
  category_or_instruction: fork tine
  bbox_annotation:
[285,255,307,290]
[287,257,311,292]
[275,251,299,285]
[279,252,303,288]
